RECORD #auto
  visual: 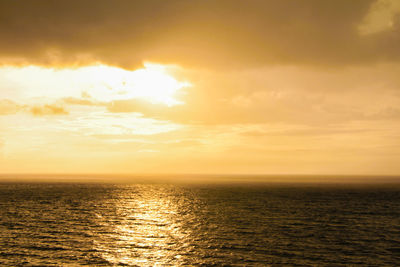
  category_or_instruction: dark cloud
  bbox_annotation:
[0,0,398,68]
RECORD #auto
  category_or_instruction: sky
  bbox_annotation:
[0,0,400,175]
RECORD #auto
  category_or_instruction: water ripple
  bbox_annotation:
[0,183,399,266]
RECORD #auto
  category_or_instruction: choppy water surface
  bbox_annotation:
[0,183,400,266]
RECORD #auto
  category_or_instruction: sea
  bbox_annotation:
[0,177,400,266]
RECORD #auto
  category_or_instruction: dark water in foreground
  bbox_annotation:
[0,183,399,266]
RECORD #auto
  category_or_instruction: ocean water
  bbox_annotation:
[0,182,399,266]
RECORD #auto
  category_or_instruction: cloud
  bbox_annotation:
[104,97,345,125]
[62,97,104,106]
[29,104,69,116]
[0,98,70,117]
[359,0,400,34]
[0,139,3,159]
[2,62,396,125]
[0,99,21,115]
[103,63,400,125]
[0,0,399,68]
[240,126,375,138]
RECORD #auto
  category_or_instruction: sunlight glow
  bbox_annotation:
[0,63,191,106]
[81,63,190,106]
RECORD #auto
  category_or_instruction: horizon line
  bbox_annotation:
[0,173,399,184]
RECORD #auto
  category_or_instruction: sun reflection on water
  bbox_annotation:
[94,185,190,266]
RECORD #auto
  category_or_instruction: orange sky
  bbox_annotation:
[1,0,400,175]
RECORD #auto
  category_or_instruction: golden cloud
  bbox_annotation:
[29,104,69,116]
[0,99,21,115]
